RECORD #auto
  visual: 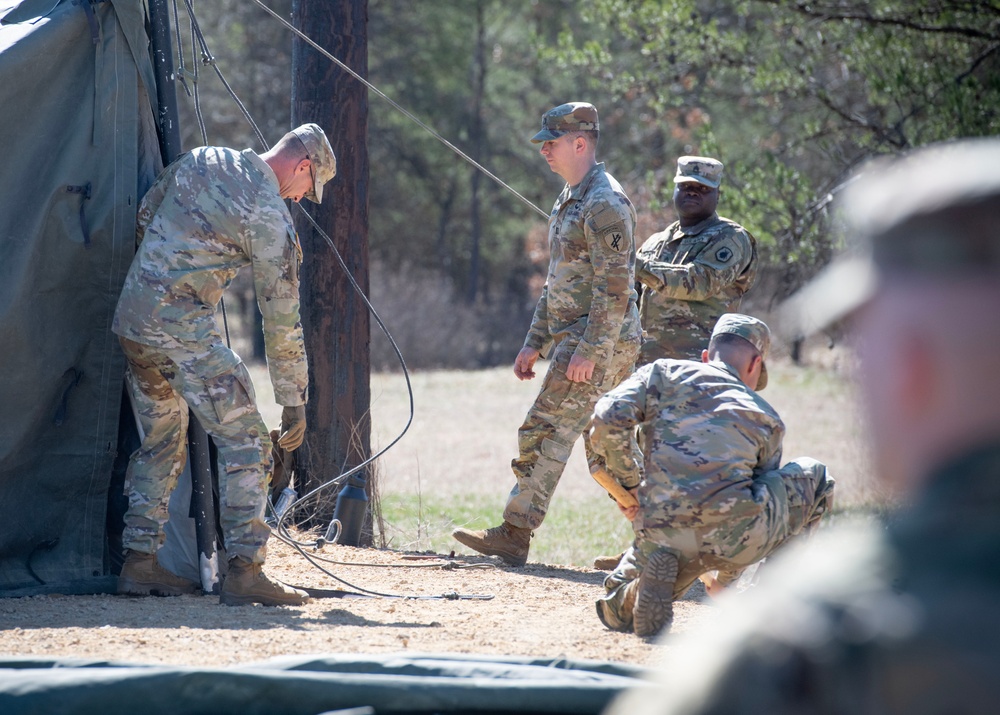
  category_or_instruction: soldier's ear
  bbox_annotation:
[701,349,710,364]
[898,334,936,417]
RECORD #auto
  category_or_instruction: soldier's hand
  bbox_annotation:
[278,405,306,451]
[617,487,640,521]
[699,571,726,599]
[566,354,595,383]
[514,347,540,381]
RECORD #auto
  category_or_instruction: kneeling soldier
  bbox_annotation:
[590,314,834,636]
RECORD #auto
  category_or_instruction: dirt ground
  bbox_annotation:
[0,535,713,669]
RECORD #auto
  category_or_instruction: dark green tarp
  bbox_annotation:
[0,0,161,595]
[0,653,650,715]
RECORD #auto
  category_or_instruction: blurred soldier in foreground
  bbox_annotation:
[606,138,1000,713]
[452,102,641,566]
[113,124,336,606]
[591,314,833,636]
[636,156,757,365]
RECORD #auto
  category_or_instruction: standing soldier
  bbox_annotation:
[636,156,757,365]
[452,102,642,566]
[113,124,336,606]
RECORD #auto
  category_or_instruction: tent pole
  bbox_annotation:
[147,0,221,594]
[148,0,181,160]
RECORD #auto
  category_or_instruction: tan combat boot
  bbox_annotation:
[593,551,626,570]
[452,521,531,567]
[219,557,310,607]
[632,550,679,637]
[118,549,199,597]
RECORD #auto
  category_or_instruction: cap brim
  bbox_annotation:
[304,176,323,204]
[756,362,768,391]
[778,253,877,339]
[674,175,720,189]
[530,129,563,144]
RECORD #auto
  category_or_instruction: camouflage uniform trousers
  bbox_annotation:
[504,335,640,530]
[119,337,272,563]
[602,457,835,627]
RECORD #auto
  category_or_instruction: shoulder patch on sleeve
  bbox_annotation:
[604,226,627,253]
[698,234,748,270]
[590,203,630,253]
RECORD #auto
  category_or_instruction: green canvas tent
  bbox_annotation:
[0,0,162,596]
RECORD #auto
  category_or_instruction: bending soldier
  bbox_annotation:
[113,124,336,606]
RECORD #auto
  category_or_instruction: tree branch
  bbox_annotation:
[755,0,1000,42]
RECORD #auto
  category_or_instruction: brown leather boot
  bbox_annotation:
[593,551,626,570]
[632,550,679,637]
[219,557,310,607]
[117,549,199,597]
[452,521,531,566]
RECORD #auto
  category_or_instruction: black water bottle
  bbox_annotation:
[332,475,368,546]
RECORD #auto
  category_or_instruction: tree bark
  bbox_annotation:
[466,0,487,305]
[292,0,372,541]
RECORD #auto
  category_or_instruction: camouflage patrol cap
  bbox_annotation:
[674,156,723,189]
[291,123,337,203]
[780,137,1000,336]
[530,102,599,143]
[712,313,770,390]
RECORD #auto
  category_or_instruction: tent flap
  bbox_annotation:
[0,0,158,594]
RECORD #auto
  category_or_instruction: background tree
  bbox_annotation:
[364,0,593,368]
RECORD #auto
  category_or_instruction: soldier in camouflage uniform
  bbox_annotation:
[636,156,757,365]
[113,124,336,606]
[591,314,834,636]
[593,157,760,572]
[605,138,1000,715]
[452,102,642,567]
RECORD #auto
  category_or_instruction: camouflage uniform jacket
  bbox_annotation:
[523,162,641,366]
[637,213,757,360]
[113,147,308,406]
[591,358,783,531]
